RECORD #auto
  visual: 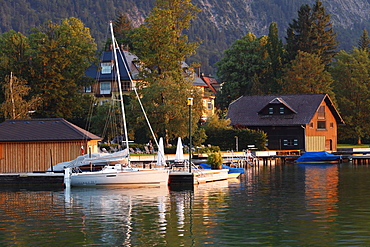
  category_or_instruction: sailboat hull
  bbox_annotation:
[69,169,169,187]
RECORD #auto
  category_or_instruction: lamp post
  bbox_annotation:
[187,97,193,173]
[235,136,238,152]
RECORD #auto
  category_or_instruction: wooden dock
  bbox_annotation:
[169,169,229,185]
[0,172,64,187]
[0,169,230,188]
[335,148,370,165]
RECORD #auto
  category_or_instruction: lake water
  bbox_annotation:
[1,163,370,246]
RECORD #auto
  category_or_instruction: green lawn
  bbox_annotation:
[338,144,370,148]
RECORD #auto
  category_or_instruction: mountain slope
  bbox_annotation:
[1,0,369,75]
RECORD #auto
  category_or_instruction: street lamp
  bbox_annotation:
[187,97,193,173]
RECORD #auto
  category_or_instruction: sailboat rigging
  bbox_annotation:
[63,21,169,187]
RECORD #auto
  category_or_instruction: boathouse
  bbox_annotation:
[0,118,102,173]
[227,94,344,152]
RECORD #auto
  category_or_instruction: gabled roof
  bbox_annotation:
[258,97,297,114]
[200,75,218,94]
[0,118,102,142]
[85,50,139,82]
[227,94,344,126]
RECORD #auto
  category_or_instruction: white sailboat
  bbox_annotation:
[64,22,169,187]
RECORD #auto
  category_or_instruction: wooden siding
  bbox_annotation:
[306,136,326,152]
[0,140,98,173]
[305,102,338,151]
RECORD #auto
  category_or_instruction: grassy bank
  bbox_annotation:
[338,144,369,148]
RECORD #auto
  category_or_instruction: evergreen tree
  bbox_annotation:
[358,29,370,51]
[266,22,285,94]
[285,0,338,68]
[311,0,338,67]
[282,50,335,97]
[113,13,133,50]
[286,4,312,62]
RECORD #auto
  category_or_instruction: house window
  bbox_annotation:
[101,62,112,74]
[330,122,334,128]
[207,101,213,110]
[318,105,325,119]
[85,86,91,93]
[309,122,314,128]
[280,107,284,114]
[317,121,326,129]
[283,139,297,146]
[269,107,274,114]
[100,82,111,94]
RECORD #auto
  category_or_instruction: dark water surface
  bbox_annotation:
[1,163,370,246]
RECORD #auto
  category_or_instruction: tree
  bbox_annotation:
[128,73,203,146]
[0,30,30,80]
[215,33,269,110]
[127,0,202,145]
[285,0,338,68]
[192,127,207,147]
[0,31,31,109]
[130,0,200,79]
[0,73,39,119]
[202,110,231,133]
[282,51,335,97]
[112,14,133,50]
[265,22,285,94]
[358,29,370,52]
[331,48,370,144]
[27,17,97,118]
[286,4,312,62]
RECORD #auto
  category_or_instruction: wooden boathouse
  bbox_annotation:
[227,94,344,152]
[0,118,102,173]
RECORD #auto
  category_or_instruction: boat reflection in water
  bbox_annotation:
[298,163,339,226]
[64,185,170,246]
[64,178,240,246]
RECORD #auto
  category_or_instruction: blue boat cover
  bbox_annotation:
[199,163,244,173]
[296,151,341,162]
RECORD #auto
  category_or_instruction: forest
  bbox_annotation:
[1,0,370,147]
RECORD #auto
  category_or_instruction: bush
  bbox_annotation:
[207,152,223,169]
[205,128,267,151]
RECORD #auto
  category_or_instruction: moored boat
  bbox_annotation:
[64,21,169,187]
[65,165,169,186]
[295,151,342,163]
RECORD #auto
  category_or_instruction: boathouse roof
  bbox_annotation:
[227,93,344,126]
[0,118,102,142]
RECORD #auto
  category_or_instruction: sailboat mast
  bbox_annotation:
[110,21,130,163]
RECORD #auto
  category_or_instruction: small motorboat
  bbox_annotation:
[295,151,342,163]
